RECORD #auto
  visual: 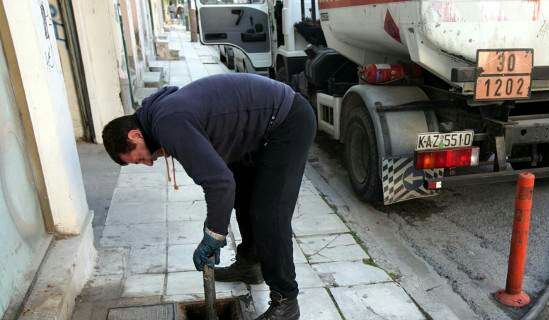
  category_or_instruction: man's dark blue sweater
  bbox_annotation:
[135,73,295,235]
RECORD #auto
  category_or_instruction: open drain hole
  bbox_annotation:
[178,299,242,320]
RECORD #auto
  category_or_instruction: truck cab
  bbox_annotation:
[195,0,321,79]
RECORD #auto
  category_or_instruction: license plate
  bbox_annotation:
[416,131,474,151]
[474,49,533,101]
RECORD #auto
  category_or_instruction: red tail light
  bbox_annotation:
[359,64,405,84]
[415,147,480,170]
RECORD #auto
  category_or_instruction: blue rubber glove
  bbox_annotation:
[193,228,227,271]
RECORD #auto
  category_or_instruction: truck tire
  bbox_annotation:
[344,105,383,202]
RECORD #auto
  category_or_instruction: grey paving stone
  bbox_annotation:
[296,233,368,263]
[167,201,207,222]
[252,288,342,320]
[122,274,165,298]
[117,172,168,188]
[167,184,204,202]
[134,87,160,107]
[293,238,308,264]
[330,283,426,320]
[128,245,167,274]
[292,214,349,237]
[168,220,205,245]
[298,180,320,197]
[101,223,167,247]
[111,186,166,204]
[94,247,128,276]
[79,275,124,302]
[175,170,196,186]
[165,271,247,297]
[167,243,235,272]
[251,263,323,291]
[106,201,166,226]
[204,64,226,75]
[143,71,162,88]
[120,161,165,174]
[229,214,241,242]
[294,195,334,218]
[312,261,391,287]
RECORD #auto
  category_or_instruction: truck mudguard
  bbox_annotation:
[341,84,444,204]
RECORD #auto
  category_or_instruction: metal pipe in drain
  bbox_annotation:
[204,257,218,320]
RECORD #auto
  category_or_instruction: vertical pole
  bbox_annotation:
[188,0,197,42]
[203,257,218,320]
[496,172,534,308]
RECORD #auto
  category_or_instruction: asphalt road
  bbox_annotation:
[309,132,549,320]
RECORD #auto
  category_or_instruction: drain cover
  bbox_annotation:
[107,304,175,320]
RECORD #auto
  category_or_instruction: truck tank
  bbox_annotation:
[319,0,549,90]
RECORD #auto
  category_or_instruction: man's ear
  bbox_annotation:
[127,129,144,143]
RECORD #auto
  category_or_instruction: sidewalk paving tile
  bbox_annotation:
[101,223,167,247]
[120,162,165,174]
[122,274,165,298]
[168,220,206,245]
[112,186,166,204]
[229,215,241,242]
[293,238,308,264]
[80,275,124,302]
[296,233,368,263]
[173,171,195,186]
[330,283,426,320]
[251,263,324,292]
[167,201,207,222]
[312,261,391,287]
[128,244,167,274]
[252,288,342,320]
[117,172,167,188]
[167,184,204,202]
[292,214,349,237]
[166,271,247,297]
[294,195,335,217]
[93,248,128,276]
[106,201,166,226]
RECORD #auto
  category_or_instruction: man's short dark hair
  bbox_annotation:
[102,115,140,165]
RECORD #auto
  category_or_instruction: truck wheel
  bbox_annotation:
[344,106,383,202]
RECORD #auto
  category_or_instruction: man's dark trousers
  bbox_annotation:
[228,94,316,299]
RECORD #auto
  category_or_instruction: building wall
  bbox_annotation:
[0,0,95,314]
[48,0,85,139]
[71,0,127,143]
[0,34,51,320]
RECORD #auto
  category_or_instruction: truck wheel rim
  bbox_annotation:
[349,124,368,184]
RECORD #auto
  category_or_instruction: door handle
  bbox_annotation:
[204,33,227,41]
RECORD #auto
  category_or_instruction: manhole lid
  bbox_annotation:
[107,304,175,320]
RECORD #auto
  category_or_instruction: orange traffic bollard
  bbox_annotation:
[496,172,535,308]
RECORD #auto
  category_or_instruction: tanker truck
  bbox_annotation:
[195,0,549,205]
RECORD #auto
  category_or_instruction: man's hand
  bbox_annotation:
[193,227,227,271]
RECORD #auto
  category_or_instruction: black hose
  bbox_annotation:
[521,284,549,320]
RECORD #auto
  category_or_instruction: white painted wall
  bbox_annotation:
[2,0,90,234]
[71,0,126,144]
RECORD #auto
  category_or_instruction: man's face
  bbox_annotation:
[119,129,162,166]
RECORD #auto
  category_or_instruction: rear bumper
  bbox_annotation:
[426,167,549,187]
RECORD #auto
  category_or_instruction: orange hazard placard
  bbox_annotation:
[474,49,533,101]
